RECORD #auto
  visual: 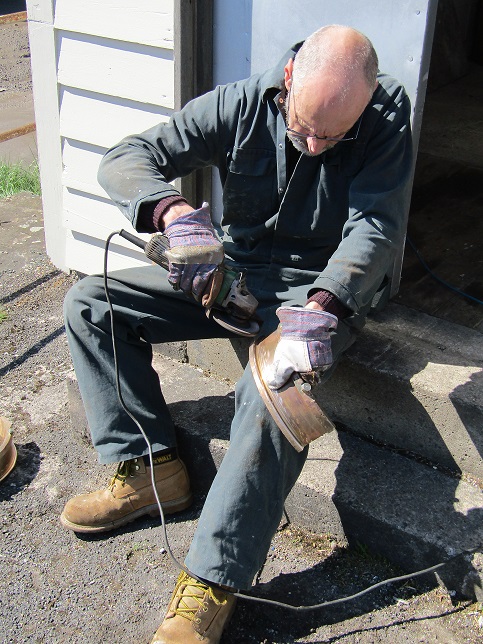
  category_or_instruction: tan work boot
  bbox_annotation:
[60,455,192,533]
[151,571,237,643]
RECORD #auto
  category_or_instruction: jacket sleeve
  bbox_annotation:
[311,80,414,313]
[97,86,238,231]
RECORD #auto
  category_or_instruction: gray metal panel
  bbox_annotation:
[213,0,252,84]
[249,0,438,144]
[212,1,439,294]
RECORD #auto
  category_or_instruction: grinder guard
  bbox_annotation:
[249,328,335,451]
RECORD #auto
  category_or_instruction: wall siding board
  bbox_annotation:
[29,0,177,274]
[62,139,107,198]
[57,32,175,107]
[59,88,170,148]
[64,188,138,235]
[65,231,150,275]
[64,188,150,252]
[64,189,154,246]
[54,0,174,48]
[62,139,176,204]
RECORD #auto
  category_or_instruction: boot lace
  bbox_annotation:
[109,461,132,489]
[173,572,226,623]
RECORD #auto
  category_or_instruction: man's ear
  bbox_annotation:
[284,58,294,91]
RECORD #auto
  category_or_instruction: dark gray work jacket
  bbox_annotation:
[98,45,413,316]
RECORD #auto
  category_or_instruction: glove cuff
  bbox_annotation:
[276,306,338,339]
[165,202,214,235]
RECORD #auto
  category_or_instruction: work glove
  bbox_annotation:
[164,202,224,303]
[265,306,338,390]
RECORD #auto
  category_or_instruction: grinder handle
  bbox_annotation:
[117,229,259,338]
[119,229,147,251]
[119,230,171,271]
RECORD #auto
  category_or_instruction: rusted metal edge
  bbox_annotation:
[0,417,17,483]
[249,329,335,452]
[0,122,36,144]
[0,11,27,24]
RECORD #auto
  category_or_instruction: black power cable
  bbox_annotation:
[406,236,483,307]
[103,232,480,611]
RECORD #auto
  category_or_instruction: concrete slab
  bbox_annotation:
[66,353,483,599]
[321,304,483,482]
[187,336,249,382]
[300,431,483,602]
[185,304,483,483]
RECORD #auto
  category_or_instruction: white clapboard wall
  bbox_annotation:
[27,0,175,274]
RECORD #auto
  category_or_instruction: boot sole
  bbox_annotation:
[59,493,193,534]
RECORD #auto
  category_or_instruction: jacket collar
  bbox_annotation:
[260,41,303,102]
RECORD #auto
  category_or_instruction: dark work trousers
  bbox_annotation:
[64,263,358,589]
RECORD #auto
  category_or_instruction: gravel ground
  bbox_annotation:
[0,205,481,642]
[1,13,483,644]
[0,19,31,94]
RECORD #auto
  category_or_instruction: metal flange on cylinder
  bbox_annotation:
[0,417,17,483]
[249,328,335,452]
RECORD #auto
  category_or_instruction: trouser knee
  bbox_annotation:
[63,276,107,334]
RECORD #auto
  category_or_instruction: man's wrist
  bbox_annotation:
[161,202,195,229]
[305,289,351,319]
[305,301,324,311]
[138,196,192,232]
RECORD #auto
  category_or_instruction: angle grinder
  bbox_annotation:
[118,229,260,337]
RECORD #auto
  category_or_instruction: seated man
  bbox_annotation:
[61,25,413,643]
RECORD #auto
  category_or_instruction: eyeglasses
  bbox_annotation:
[285,83,362,143]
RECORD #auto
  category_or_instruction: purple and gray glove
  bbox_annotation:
[164,202,224,302]
[266,306,338,390]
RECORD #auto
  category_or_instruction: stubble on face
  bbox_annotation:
[286,129,336,156]
[284,95,335,157]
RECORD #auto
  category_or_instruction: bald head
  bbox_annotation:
[283,26,378,156]
[292,25,378,104]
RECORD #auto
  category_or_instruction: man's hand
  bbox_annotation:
[265,306,338,390]
[164,202,224,302]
